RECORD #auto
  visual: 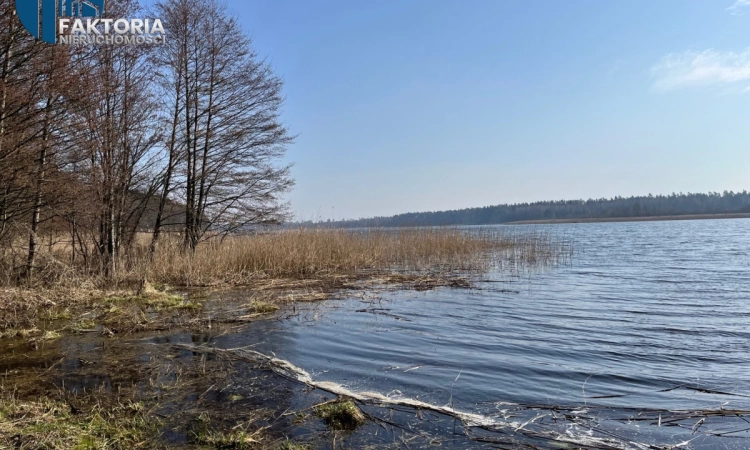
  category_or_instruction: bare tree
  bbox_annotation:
[0,1,77,277]
[66,0,161,278]
[1,0,294,285]
[23,44,86,277]
[0,0,46,247]
[153,0,293,253]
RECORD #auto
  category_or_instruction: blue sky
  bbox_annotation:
[226,0,750,220]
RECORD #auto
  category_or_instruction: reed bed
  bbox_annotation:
[0,227,571,331]
[0,227,571,288]
[145,227,571,286]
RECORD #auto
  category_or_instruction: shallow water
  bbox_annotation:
[209,218,750,448]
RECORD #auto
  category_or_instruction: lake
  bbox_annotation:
[207,218,750,448]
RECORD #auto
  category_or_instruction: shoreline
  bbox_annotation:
[0,278,493,449]
[0,229,567,449]
[507,213,750,225]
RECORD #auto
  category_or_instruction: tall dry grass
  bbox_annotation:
[0,227,571,330]
[145,228,571,286]
[0,227,572,288]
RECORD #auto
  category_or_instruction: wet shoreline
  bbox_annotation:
[3,290,749,450]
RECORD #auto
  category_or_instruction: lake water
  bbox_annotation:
[210,218,750,448]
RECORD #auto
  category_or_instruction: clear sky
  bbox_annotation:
[226,0,750,220]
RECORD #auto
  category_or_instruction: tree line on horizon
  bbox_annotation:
[320,191,750,228]
[0,0,292,282]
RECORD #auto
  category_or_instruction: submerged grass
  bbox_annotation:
[102,291,200,312]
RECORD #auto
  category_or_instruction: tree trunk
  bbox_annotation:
[25,99,51,278]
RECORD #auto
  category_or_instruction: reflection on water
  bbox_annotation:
[1,218,749,448]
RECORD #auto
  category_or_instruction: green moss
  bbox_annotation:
[144,292,201,311]
[313,398,366,430]
[46,308,73,321]
[40,330,61,341]
[72,318,97,330]
[250,300,279,314]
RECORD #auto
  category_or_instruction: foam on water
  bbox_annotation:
[186,344,662,449]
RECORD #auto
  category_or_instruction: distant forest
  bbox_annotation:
[319,191,750,228]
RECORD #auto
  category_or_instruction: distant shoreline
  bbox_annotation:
[507,213,750,225]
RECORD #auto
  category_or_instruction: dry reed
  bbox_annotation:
[0,227,571,331]
[0,227,571,288]
[144,227,570,286]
